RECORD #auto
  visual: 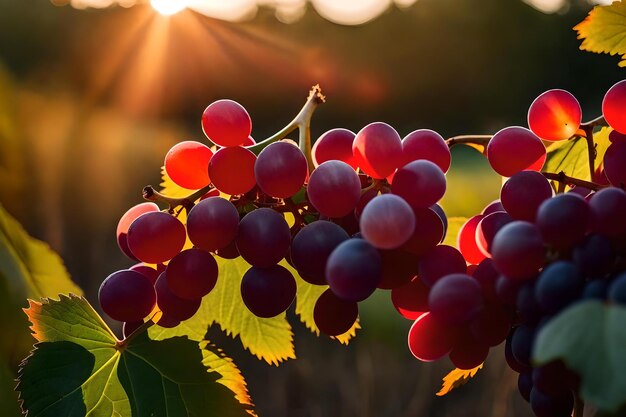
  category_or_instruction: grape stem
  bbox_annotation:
[247,84,326,172]
[445,135,492,149]
[542,171,607,191]
[117,319,155,349]
[142,184,214,212]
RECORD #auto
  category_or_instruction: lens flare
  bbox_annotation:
[150,0,186,15]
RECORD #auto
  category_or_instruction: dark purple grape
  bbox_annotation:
[155,313,181,328]
[532,362,575,396]
[391,277,430,320]
[165,248,218,300]
[313,289,358,336]
[518,372,533,402]
[582,279,610,300]
[129,263,161,285]
[609,272,626,304]
[517,282,542,323]
[501,171,552,221]
[510,324,536,367]
[360,194,416,250]
[449,328,490,370]
[127,212,186,263]
[428,274,484,325]
[408,312,459,362]
[487,126,546,177]
[535,261,584,314]
[505,332,531,373]
[469,303,511,347]
[536,193,589,250]
[215,239,240,259]
[476,211,513,256]
[290,220,349,285]
[187,197,239,252]
[240,264,296,318]
[325,239,382,302]
[573,234,615,277]
[482,199,504,216]
[491,221,545,281]
[431,204,448,239]
[254,140,307,198]
[155,273,201,321]
[495,275,523,305]
[402,207,445,256]
[378,249,418,289]
[604,142,626,187]
[236,208,291,267]
[99,270,156,322]
[589,187,626,238]
[122,320,143,338]
[568,185,592,199]
[473,258,499,301]
[418,245,467,287]
[530,388,574,417]
[116,203,159,260]
[307,160,362,218]
[391,160,446,208]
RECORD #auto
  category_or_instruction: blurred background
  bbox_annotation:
[0,0,623,415]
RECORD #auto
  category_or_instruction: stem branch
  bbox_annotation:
[542,171,606,191]
[143,184,213,211]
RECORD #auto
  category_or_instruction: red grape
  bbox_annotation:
[255,141,308,198]
[391,277,429,320]
[127,212,186,263]
[491,221,545,281]
[428,273,484,325]
[391,160,446,208]
[418,245,467,287]
[187,197,239,252]
[457,215,487,265]
[164,141,213,190]
[129,263,161,285]
[243,135,256,146]
[236,208,291,267]
[307,160,362,218]
[603,142,626,187]
[352,122,403,179]
[603,80,626,134]
[481,199,504,216]
[208,146,257,195]
[401,129,451,173]
[360,194,416,249]
[487,126,546,177]
[536,193,589,250]
[116,202,159,260]
[589,187,626,237]
[165,248,218,300]
[528,89,582,141]
[99,270,156,322]
[408,312,458,362]
[472,258,499,301]
[313,289,358,336]
[201,99,252,147]
[402,207,445,256]
[476,211,513,256]
[501,171,553,221]
[155,313,180,328]
[240,265,296,318]
[326,239,382,302]
[154,273,201,321]
[312,128,357,169]
[378,249,418,289]
[449,328,490,370]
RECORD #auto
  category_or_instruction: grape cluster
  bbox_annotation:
[404,82,626,417]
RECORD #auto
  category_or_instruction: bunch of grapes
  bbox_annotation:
[404,82,626,417]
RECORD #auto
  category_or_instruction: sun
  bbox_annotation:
[150,0,187,16]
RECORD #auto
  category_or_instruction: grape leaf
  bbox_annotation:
[150,257,295,366]
[575,1,626,67]
[534,301,626,412]
[18,294,252,417]
[436,364,483,396]
[443,217,468,248]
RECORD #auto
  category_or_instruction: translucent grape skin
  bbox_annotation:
[187,197,239,252]
[240,265,296,318]
[408,312,458,362]
[401,207,445,256]
[116,202,159,260]
[501,171,553,221]
[164,141,213,190]
[391,277,429,320]
[236,208,291,267]
[312,128,357,169]
[401,129,451,173]
[254,141,308,198]
[208,146,257,195]
[360,194,416,250]
[290,220,349,285]
[313,289,358,336]
[491,221,545,281]
[165,248,218,300]
[391,160,446,209]
[127,211,186,264]
[418,245,467,287]
[457,215,487,265]
[588,187,626,238]
[154,273,201,321]
[528,89,582,141]
[352,122,403,179]
[476,211,513,256]
[99,270,156,322]
[486,126,546,177]
[201,99,252,147]
[603,79,626,134]
[325,239,382,302]
[603,142,626,187]
[307,160,362,218]
[428,273,484,325]
[536,193,589,250]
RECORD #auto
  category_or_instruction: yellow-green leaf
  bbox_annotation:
[436,364,483,396]
[575,1,626,67]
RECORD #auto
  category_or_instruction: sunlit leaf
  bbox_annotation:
[18,295,251,417]
[443,217,468,248]
[534,301,626,412]
[575,2,626,67]
[436,364,483,396]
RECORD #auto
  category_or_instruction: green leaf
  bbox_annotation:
[575,1,626,67]
[443,217,468,248]
[534,301,626,412]
[18,295,252,417]
[150,257,295,366]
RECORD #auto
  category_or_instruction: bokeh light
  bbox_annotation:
[151,0,187,15]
